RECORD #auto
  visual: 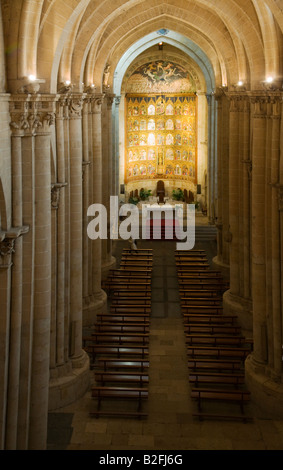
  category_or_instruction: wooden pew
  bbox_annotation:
[95,370,149,387]
[120,261,153,268]
[105,283,151,292]
[176,249,206,254]
[181,298,223,306]
[183,314,238,325]
[97,357,149,372]
[91,386,148,416]
[180,290,221,298]
[84,344,149,363]
[191,388,251,413]
[109,269,152,277]
[111,290,151,298]
[118,266,153,272]
[111,297,151,305]
[187,345,251,360]
[177,272,224,279]
[182,306,224,315]
[188,358,243,372]
[122,248,153,253]
[184,324,242,335]
[185,334,248,347]
[84,332,149,346]
[189,372,245,387]
[94,323,150,334]
[110,305,151,314]
[96,313,150,323]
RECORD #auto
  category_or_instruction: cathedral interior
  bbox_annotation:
[1,0,283,451]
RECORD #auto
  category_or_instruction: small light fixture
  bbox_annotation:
[158,42,163,50]
[237,80,243,86]
[266,76,273,83]
[28,74,36,81]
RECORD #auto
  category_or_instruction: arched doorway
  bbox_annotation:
[113,34,217,221]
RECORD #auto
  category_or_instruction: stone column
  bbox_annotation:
[249,94,268,367]
[113,96,121,197]
[84,92,107,325]
[101,93,116,278]
[66,94,88,365]
[27,96,55,449]
[227,95,240,296]
[213,89,230,273]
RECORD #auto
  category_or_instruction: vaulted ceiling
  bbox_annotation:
[2,0,283,94]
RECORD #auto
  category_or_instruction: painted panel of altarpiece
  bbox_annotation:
[125,61,197,184]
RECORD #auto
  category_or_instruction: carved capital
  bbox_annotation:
[242,159,252,180]
[106,93,115,110]
[82,161,91,181]
[270,183,283,212]
[66,94,84,119]
[51,182,67,209]
[0,226,29,268]
[9,95,57,136]
[115,96,121,107]
[90,93,105,114]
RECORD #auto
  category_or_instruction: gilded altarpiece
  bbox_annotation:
[124,61,197,184]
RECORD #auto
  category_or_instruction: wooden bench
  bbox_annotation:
[189,372,245,387]
[121,257,153,263]
[84,344,149,363]
[107,269,152,279]
[97,357,149,372]
[191,388,251,413]
[104,272,151,282]
[120,261,153,268]
[110,305,151,314]
[185,334,247,347]
[105,283,152,292]
[91,386,148,412]
[177,272,224,279]
[111,290,151,298]
[84,332,149,346]
[184,324,242,335]
[181,298,223,306]
[175,262,210,268]
[95,371,149,386]
[176,249,206,254]
[188,358,243,372]
[94,323,150,334]
[111,297,151,305]
[104,279,151,287]
[121,254,153,260]
[122,248,153,253]
[96,313,150,323]
[179,279,227,287]
[182,306,224,315]
[187,345,251,360]
[180,291,221,298]
[183,314,238,325]
[118,266,153,272]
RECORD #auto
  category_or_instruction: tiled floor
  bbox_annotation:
[47,231,283,451]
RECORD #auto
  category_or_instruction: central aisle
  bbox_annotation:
[145,240,193,431]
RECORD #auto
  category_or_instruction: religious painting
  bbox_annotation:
[126,60,196,94]
[125,93,197,183]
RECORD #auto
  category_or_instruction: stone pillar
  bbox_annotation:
[86,92,107,325]
[114,96,121,198]
[67,94,88,365]
[47,93,89,412]
[101,93,116,278]
[220,92,252,335]
[245,92,283,418]
[213,89,230,274]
